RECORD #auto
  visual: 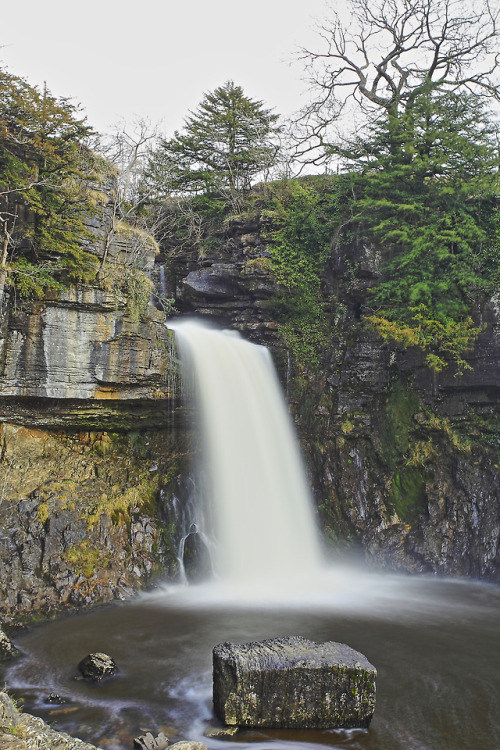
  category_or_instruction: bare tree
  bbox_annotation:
[96,118,159,274]
[297,0,500,164]
[0,213,12,305]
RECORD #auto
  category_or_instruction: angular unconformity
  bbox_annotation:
[213,636,376,729]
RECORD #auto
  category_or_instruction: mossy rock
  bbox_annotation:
[377,385,420,469]
[388,467,427,523]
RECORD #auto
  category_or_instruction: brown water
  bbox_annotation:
[3,570,500,750]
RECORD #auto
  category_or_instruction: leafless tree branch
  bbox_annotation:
[296,0,500,165]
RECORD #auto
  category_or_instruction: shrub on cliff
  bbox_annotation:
[261,176,348,365]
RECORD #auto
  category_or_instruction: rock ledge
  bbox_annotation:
[0,690,101,749]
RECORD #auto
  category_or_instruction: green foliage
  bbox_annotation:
[145,81,280,200]
[36,501,49,525]
[263,177,347,365]
[121,266,154,321]
[98,259,153,321]
[366,306,483,373]
[378,385,420,469]
[0,66,99,293]
[84,469,158,529]
[64,539,112,579]
[7,258,63,298]
[342,91,500,370]
[455,412,500,453]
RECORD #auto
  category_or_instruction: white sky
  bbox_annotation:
[1,0,334,137]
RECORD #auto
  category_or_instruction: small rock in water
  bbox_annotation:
[204,725,239,738]
[78,652,117,681]
[133,731,169,749]
[47,692,70,704]
[213,635,377,729]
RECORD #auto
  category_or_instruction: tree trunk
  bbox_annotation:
[0,217,11,308]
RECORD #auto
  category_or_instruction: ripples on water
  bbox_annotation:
[3,568,500,750]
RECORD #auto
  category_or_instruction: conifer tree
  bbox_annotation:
[351,91,499,371]
[0,67,98,301]
[146,81,281,201]
[298,0,500,370]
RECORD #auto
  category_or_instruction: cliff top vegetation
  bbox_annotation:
[1,0,500,372]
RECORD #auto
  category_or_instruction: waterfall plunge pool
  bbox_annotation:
[3,322,498,748]
[2,570,500,750]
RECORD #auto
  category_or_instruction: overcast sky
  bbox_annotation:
[1,0,334,137]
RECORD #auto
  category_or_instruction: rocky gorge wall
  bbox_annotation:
[0,199,499,625]
[300,238,499,581]
[163,214,500,583]
[0,260,206,622]
[0,185,191,622]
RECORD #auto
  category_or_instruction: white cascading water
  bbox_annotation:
[170,319,322,587]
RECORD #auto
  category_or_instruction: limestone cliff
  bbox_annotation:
[0,286,177,427]
[0,197,499,623]
[164,215,500,582]
[0,179,186,620]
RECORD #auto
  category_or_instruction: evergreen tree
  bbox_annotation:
[299,0,500,371]
[0,67,99,301]
[146,81,280,200]
[352,91,499,371]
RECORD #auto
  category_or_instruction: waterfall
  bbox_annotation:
[169,319,322,586]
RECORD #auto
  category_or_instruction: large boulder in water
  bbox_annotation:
[213,636,376,729]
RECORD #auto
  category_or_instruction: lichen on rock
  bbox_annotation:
[213,636,376,729]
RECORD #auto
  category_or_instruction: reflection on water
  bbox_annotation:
[2,570,500,750]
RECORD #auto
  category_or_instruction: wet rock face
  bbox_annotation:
[288,231,500,582]
[213,636,376,729]
[169,255,280,346]
[0,424,182,622]
[182,526,211,583]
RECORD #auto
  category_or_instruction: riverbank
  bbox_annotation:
[0,691,102,750]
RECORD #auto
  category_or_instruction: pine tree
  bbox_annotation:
[351,91,499,371]
[146,81,280,200]
[0,67,98,301]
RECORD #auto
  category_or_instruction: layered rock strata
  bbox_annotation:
[0,286,176,422]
